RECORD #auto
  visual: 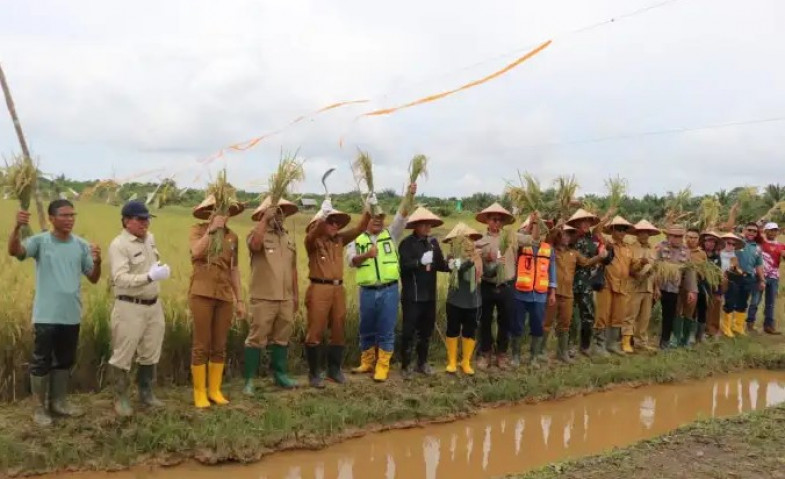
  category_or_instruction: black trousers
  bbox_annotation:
[401,299,436,367]
[696,290,708,325]
[30,324,80,377]
[446,304,479,338]
[575,291,595,350]
[479,282,511,353]
[659,291,678,345]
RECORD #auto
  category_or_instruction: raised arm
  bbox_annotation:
[248,209,274,253]
[8,211,30,259]
[191,216,226,259]
[338,211,372,245]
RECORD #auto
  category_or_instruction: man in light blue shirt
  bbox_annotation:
[8,200,101,427]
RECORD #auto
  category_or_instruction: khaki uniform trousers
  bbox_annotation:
[624,292,653,344]
[706,294,723,335]
[108,299,165,371]
[595,288,628,329]
[305,283,346,346]
[189,294,233,366]
[246,299,295,348]
[544,295,574,334]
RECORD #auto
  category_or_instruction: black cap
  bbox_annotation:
[121,201,155,219]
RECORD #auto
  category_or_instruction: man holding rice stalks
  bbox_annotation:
[442,222,484,375]
[475,203,516,370]
[671,228,708,347]
[624,220,660,352]
[654,226,698,349]
[8,199,102,426]
[698,231,724,339]
[346,184,417,382]
[398,206,450,378]
[107,201,170,416]
[544,224,604,362]
[188,192,245,408]
[304,198,372,388]
[243,197,300,395]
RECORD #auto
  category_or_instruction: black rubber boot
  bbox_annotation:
[326,345,346,384]
[306,345,325,389]
[30,374,53,427]
[137,364,164,408]
[50,369,84,417]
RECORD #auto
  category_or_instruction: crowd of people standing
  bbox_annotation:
[8,183,785,427]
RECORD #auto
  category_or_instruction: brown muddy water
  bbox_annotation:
[49,370,785,479]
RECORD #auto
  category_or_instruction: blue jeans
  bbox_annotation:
[724,276,755,314]
[358,283,399,352]
[747,278,779,328]
[511,300,545,338]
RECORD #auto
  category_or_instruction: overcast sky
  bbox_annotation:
[2,0,784,198]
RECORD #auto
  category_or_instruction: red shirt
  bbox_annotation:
[759,239,785,279]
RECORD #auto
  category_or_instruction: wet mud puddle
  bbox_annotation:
[49,370,785,479]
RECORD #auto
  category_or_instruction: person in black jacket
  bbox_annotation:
[398,207,449,379]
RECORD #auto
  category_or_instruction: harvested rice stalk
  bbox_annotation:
[605,175,627,210]
[505,172,550,234]
[554,175,579,220]
[697,196,721,231]
[652,261,684,287]
[268,149,305,209]
[685,260,723,290]
[761,201,785,222]
[448,235,478,292]
[582,199,600,216]
[495,226,517,284]
[206,169,239,259]
[403,154,428,212]
[3,154,38,239]
[352,149,383,216]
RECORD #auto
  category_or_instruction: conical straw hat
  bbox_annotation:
[193,194,245,220]
[566,208,600,227]
[699,230,721,241]
[251,196,299,221]
[305,209,352,233]
[475,203,515,226]
[443,222,483,243]
[630,219,660,235]
[602,215,634,234]
[405,207,444,229]
[721,232,744,248]
[563,224,576,231]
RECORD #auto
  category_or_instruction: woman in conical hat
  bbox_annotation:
[441,223,483,376]
[698,230,723,339]
[243,196,300,395]
[475,202,516,370]
[398,206,449,378]
[188,191,246,408]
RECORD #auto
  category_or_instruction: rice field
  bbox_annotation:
[0,199,473,401]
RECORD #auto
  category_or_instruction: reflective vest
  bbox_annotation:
[355,230,400,286]
[515,242,552,293]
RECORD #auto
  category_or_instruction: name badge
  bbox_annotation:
[383,243,392,254]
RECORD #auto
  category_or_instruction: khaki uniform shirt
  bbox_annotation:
[109,229,161,300]
[554,248,592,298]
[630,242,657,293]
[305,216,368,281]
[604,239,633,295]
[656,241,698,294]
[248,225,296,301]
[188,224,238,302]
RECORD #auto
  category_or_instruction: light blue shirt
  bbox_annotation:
[737,240,763,275]
[18,232,94,325]
[514,243,557,303]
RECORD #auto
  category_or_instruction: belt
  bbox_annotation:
[361,281,398,290]
[310,278,343,286]
[116,295,158,306]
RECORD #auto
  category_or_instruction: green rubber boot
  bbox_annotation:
[592,329,610,357]
[111,365,133,417]
[680,319,696,348]
[137,365,164,408]
[30,374,53,427]
[510,336,522,368]
[50,369,84,417]
[556,331,574,364]
[606,327,625,356]
[670,316,684,348]
[270,344,298,389]
[528,336,544,368]
[243,347,262,396]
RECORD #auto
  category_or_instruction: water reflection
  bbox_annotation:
[53,372,785,479]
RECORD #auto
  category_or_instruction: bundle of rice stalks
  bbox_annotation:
[155,181,174,210]
[206,169,240,259]
[268,150,305,209]
[761,201,785,222]
[737,186,759,212]
[582,198,600,216]
[3,154,38,239]
[448,235,478,292]
[506,171,544,214]
[496,226,517,284]
[554,175,579,220]
[403,154,428,212]
[605,175,628,210]
[685,260,723,290]
[652,261,684,286]
[664,187,692,227]
[352,149,382,216]
[697,196,721,231]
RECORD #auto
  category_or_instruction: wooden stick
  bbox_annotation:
[0,63,47,232]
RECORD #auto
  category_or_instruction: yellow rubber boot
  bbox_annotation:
[207,362,229,405]
[373,350,392,382]
[460,338,476,375]
[720,312,735,338]
[621,335,634,353]
[190,364,210,409]
[352,348,376,374]
[732,312,746,336]
[445,337,459,373]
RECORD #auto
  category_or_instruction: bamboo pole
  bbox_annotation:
[0,63,47,232]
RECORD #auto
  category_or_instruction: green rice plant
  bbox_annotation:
[205,169,240,259]
[268,149,305,208]
[604,175,627,210]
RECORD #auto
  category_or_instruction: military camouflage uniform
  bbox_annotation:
[573,233,598,351]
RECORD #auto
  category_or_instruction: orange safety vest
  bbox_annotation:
[515,242,552,293]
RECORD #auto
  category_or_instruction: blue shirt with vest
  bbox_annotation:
[514,243,557,303]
